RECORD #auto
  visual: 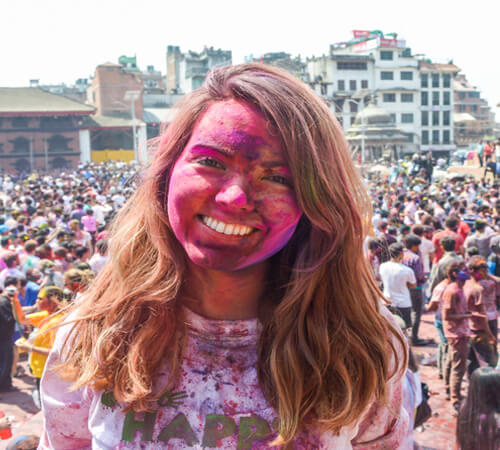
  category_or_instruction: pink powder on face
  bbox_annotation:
[167,99,302,272]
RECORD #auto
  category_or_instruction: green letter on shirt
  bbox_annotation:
[158,413,199,446]
[238,416,272,449]
[121,410,157,442]
[202,414,236,447]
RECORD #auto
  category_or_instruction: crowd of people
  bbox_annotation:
[365,163,500,448]
[0,161,138,405]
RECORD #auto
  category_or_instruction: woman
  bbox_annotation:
[40,64,410,448]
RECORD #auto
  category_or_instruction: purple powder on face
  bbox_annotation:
[224,130,267,161]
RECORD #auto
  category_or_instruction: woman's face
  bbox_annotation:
[167,99,302,271]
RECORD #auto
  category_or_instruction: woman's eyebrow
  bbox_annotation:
[190,145,234,158]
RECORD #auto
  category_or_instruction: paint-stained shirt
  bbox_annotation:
[39,306,411,449]
[479,277,500,321]
[442,283,470,339]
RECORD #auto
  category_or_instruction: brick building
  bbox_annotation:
[0,88,94,172]
[89,62,144,120]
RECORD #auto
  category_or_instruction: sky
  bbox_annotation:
[2,0,499,117]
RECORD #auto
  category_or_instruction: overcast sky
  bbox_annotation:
[2,0,499,117]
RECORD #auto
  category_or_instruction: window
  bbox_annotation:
[350,116,355,125]
[443,74,451,88]
[337,62,367,70]
[390,113,396,123]
[361,80,368,89]
[432,130,440,144]
[12,117,29,128]
[401,93,414,102]
[421,111,429,126]
[472,105,478,112]
[458,104,466,112]
[421,74,428,88]
[380,51,393,60]
[10,137,30,153]
[401,71,413,80]
[401,113,414,123]
[405,134,414,143]
[443,130,450,144]
[349,80,357,91]
[432,111,439,126]
[421,91,428,105]
[422,130,429,145]
[349,102,358,113]
[337,80,345,91]
[443,91,450,105]
[443,111,450,126]
[380,71,394,80]
[432,74,439,88]
[459,92,466,100]
[383,93,396,102]
[432,91,439,105]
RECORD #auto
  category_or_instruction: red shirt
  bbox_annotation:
[432,230,463,264]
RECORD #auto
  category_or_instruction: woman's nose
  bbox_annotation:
[215,182,254,211]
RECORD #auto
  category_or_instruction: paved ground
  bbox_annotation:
[0,312,467,449]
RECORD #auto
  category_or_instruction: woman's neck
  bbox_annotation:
[181,261,269,320]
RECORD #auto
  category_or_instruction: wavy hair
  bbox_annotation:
[59,64,406,444]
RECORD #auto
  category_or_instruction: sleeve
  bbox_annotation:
[38,318,93,449]
[408,268,416,285]
[351,307,412,449]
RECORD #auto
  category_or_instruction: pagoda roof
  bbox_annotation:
[0,88,95,116]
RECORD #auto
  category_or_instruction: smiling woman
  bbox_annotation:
[39,64,411,449]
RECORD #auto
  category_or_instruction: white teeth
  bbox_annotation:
[201,216,253,236]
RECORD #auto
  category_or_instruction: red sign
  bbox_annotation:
[379,38,399,47]
[353,30,371,38]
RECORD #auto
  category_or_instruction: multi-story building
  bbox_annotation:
[165,46,232,94]
[0,88,95,171]
[418,61,459,156]
[453,74,495,145]
[308,30,421,153]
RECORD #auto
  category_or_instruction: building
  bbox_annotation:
[418,61,459,157]
[165,46,232,94]
[308,30,421,154]
[30,78,90,104]
[0,87,95,171]
[347,103,408,162]
[453,74,495,146]
[87,63,147,162]
[247,52,308,81]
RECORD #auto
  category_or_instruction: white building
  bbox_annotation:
[418,61,460,155]
[309,31,425,154]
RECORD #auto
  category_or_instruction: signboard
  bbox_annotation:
[378,38,406,48]
[352,30,371,38]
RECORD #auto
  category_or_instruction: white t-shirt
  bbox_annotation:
[379,261,416,308]
[419,238,435,273]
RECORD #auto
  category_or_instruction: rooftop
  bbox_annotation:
[419,61,461,72]
[0,88,95,116]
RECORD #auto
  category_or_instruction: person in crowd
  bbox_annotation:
[89,238,108,274]
[0,253,23,290]
[464,256,497,375]
[456,367,500,450]
[16,286,65,408]
[402,234,430,346]
[81,208,97,250]
[429,236,464,293]
[465,220,495,258]
[432,216,464,264]
[487,235,500,277]
[442,261,471,410]
[39,64,411,448]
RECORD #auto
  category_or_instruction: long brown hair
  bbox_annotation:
[59,64,406,444]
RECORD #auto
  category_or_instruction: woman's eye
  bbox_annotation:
[197,158,225,169]
[265,175,291,186]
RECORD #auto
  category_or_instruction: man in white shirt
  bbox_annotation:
[379,242,416,330]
